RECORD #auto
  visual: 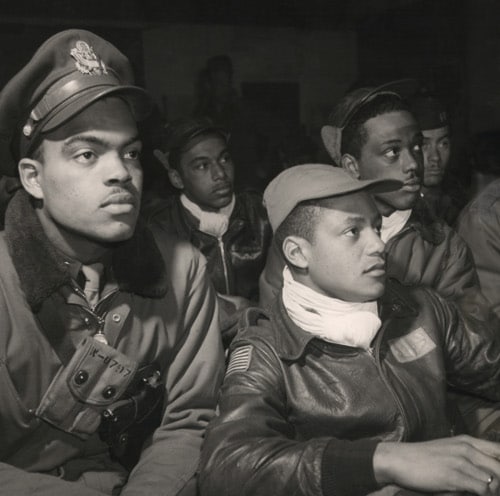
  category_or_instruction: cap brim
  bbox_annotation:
[305,177,403,202]
[338,78,419,129]
[166,125,229,153]
[358,177,403,195]
[41,84,152,133]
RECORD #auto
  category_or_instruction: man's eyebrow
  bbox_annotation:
[342,215,366,224]
[379,139,402,145]
[62,134,141,151]
[342,213,381,225]
[189,155,210,166]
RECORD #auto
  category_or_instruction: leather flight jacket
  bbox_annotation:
[200,280,500,496]
[146,191,272,301]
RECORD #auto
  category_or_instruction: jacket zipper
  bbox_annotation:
[218,237,231,294]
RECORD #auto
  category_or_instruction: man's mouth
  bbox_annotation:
[402,178,421,192]
[364,262,386,276]
[101,191,137,208]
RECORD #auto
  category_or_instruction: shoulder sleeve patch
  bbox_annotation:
[225,345,253,377]
[389,327,436,363]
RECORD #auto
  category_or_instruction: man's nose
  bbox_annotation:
[369,230,386,255]
[404,148,420,174]
[211,161,228,181]
[104,153,132,184]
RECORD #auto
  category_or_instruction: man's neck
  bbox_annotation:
[374,198,396,217]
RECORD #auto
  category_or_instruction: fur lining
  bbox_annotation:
[5,190,168,311]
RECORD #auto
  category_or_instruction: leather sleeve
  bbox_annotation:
[199,338,380,496]
[428,289,500,400]
[433,226,479,301]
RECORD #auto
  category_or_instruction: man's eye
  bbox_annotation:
[194,161,209,171]
[75,150,96,163]
[438,140,450,149]
[125,149,141,160]
[345,227,359,237]
[383,147,401,159]
[220,153,231,165]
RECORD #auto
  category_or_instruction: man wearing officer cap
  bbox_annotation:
[0,29,223,495]
[260,80,478,308]
[200,163,500,496]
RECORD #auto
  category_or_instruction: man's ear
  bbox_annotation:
[320,125,339,162]
[167,168,184,190]
[153,149,170,170]
[340,153,360,179]
[153,149,184,190]
[282,235,311,270]
[18,158,44,199]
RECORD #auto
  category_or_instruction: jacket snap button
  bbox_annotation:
[112,314,121,323]
[102,386,116,399]
[392,303,401,312]
[74,370,89,385]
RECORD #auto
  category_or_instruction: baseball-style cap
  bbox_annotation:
[408,94,448,131]
[321,79,418,165]
[0,29,152,176]
[263,163,403,231]
[162,117,229,155]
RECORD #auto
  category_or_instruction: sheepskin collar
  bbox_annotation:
[4,190,168,311]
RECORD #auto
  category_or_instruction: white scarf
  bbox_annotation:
[380,209,412,243]
[180,193,236,238]
[282,267,382,350]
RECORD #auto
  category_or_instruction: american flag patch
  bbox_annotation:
[226,345,253,377]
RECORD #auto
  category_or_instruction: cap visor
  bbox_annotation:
[41,84,152,133]
[358,178,404,195]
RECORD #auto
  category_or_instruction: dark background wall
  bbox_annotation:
[0,0,498,180]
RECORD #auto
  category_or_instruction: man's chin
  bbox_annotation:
[93,224,136,244]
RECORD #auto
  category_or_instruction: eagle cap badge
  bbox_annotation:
[70,40,108,75]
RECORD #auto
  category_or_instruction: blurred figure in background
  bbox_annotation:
[146,117,272,346]
[408,92,468,225]
[194,55,283,191]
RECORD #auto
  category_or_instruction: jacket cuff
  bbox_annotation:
[321,438,380,496]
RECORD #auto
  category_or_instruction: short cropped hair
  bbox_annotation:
[341,94,411,159]
[275,197,337,266]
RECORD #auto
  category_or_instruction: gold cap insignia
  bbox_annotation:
[70,41,108,75]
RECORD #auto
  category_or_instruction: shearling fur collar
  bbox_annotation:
[5,190,168,311]
[406,197,445,245]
